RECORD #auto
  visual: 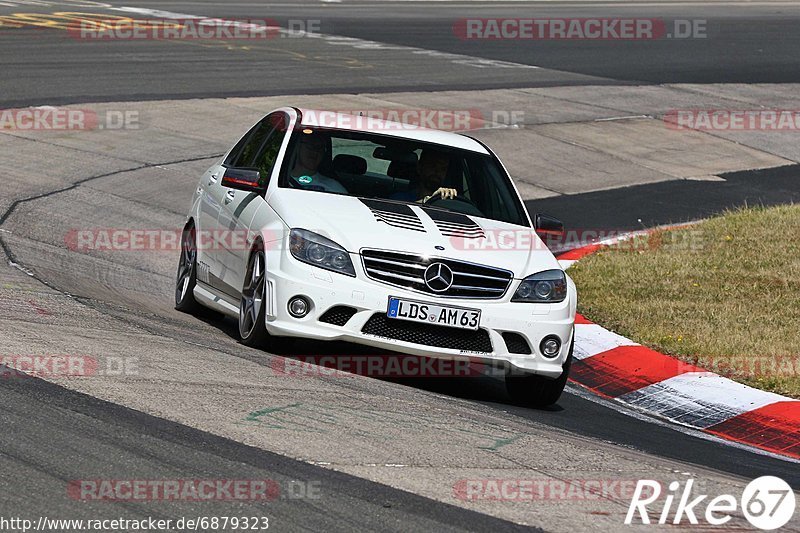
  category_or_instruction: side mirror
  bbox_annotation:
[221,167,265,193]
[534,213,564,235]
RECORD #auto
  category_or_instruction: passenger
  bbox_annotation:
[289,132,348,194]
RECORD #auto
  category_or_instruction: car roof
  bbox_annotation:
[294,108,490,155]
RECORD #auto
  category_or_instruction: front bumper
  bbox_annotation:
[263,250,576,378]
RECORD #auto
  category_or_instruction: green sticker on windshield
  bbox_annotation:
[298,175,313,184]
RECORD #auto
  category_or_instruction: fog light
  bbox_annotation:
[288,296,310,318]
[540,336,561,358]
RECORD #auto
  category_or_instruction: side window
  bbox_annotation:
[252,114,287,181]
[225,112,287,170]
[226,121,267,168]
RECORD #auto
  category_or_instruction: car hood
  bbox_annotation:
[269,189,561,278]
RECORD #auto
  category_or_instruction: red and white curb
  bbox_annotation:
[558,242,800,461]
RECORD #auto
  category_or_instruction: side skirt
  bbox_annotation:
[194,281,240,318]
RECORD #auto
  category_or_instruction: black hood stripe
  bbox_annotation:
[359,198,426,232]
[420,207,485,239]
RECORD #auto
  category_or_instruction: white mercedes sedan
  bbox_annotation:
[176,107,576,406]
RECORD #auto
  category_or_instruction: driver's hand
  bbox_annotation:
[422,187,457,202]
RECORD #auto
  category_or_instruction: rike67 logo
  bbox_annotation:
[626,476,796,530]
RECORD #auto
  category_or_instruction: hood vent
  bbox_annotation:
[421,207,485,239]
[360,198,426,233]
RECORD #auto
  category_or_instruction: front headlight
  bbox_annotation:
[512,269,567,303]
[289,229,356,277]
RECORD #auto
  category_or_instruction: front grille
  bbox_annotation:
[502,332,532,354]
[361,249,512,299]
[319,306,357,326]
[361,313,493,353]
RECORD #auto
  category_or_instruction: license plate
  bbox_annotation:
[386,297,480,330]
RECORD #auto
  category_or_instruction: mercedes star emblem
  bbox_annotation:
[423,263,454,292]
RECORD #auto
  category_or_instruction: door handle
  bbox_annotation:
[207,173,218,186]
[223,190,235,204]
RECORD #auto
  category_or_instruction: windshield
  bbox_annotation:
[278,127,530,227]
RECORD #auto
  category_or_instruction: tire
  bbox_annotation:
[175,223,201,313]
[505,337,574,407]
[238,245,295,353]
[239,243,270,347]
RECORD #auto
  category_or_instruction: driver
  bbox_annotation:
[289,132,348,194]
[391,149,457,202]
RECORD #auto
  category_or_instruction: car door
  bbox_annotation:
[196,162,226,286]
[195,118,263,296]
[217,112,288,297]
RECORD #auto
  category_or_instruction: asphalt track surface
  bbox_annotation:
[1,0,800,531]
[0,0,799,106]
[526,164,800,231]
[0,374,536,532]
